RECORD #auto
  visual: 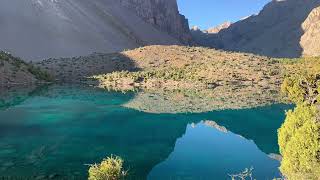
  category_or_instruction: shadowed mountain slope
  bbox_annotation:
[192,0,320,58]
[0,0,190,61]
[0,52,52,85]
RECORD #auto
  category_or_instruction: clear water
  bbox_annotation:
[0,85,292,180]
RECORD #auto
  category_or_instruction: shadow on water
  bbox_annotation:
[0,85,292,179]
[192,0,320,58]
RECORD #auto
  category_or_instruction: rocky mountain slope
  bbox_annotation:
[192,0,320,58]
[120,0,192,44]
[0,0,191,61]
[300,6,320,57]
[0,52,51,85]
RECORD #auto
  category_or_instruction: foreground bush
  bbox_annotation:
[88,155,127,180]
[278,73,320,180]
[278,105,320,180]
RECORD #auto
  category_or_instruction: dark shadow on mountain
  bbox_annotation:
[0,0,188,62]
[35,52,141,83]
[191,0,320,58]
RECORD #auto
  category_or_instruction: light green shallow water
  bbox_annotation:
[0,85,292,180]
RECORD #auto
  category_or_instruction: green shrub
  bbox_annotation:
[281,74,320,104]
[281,77,305,104]
[278,104,320,180]
[88,155,127,180]
[27,64,54,82]
[279,73,320,180]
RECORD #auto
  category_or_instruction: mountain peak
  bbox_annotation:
[205,22,232,34]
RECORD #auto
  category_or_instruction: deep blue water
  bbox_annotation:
[0,85,292,180]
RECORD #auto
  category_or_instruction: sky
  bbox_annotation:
[177,0,271,30]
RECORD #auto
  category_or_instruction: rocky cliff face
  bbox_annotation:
[0,0,190,61]
[120,0,192,44]
[301,6,320,57]
[193,0,320,58]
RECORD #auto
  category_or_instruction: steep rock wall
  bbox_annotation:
[120,0,192,44]
[301,6,320,57]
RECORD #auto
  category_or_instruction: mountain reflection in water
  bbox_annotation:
[0,85,291,179]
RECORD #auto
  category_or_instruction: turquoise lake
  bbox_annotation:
[0,85,292,180]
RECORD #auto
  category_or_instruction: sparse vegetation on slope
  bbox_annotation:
[281,57,320,77]
[0,51,53,85]
[92,45,282,91]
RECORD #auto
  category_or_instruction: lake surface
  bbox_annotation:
[0,85,292,179]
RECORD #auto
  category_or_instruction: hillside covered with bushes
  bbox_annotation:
[0,51,52,86]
